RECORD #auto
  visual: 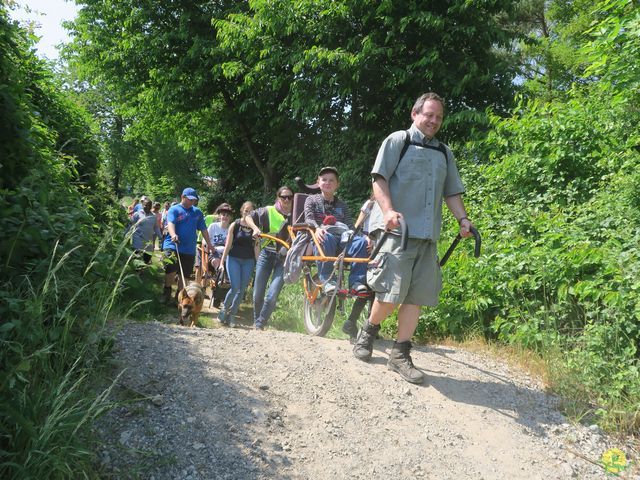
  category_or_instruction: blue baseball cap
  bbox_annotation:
[181,187,199,200]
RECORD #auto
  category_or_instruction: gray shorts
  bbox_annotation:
[366,233,442,306]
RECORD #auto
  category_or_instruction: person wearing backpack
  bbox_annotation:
[353,92,475,384]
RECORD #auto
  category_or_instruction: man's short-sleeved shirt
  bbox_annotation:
[162,203,206,255]
[368,124,465,240]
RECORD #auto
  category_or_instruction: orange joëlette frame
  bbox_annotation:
[284,226,370,264]
[259,228,369,303]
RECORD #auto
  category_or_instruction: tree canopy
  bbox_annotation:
[65,0,521,201]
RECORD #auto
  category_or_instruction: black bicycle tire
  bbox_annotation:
[303,275,337,336]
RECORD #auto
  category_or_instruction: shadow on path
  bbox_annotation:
[95,322,296,479]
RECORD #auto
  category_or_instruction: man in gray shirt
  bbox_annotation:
[353,92,475,384]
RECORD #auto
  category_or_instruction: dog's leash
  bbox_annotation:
[174,242,188,289]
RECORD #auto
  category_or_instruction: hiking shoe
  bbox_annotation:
[323,281,337,295]
[387,341,424,384]
[342,320,358,339]
[353,321,381,361]
[254,323,265,331]
[351,282,368,294]
[229,319,237,328]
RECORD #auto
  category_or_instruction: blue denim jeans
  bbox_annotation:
[314,233,368,286]
[218,255,255,322]
[253,249,285,327]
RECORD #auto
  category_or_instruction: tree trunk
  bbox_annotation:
[221,90,275,193]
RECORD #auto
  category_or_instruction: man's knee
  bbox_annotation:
[376,299,398,313]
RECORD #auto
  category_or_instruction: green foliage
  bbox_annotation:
[413,0,640,430]
[515,0,593,98]
[480,97,615,206]
[582,0,640,97]
[0,11,53,190]
[0,240,129,478]
[66,0,521,198]
[0,6,140,477]
[562,319,640,433]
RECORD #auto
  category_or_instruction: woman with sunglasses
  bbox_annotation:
[244,186,294,330]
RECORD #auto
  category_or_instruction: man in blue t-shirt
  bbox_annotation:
[162,187,214,304]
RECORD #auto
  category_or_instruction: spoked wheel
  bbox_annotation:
[303,276,337,336]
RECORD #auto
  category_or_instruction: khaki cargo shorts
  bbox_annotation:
[366,232,442,306]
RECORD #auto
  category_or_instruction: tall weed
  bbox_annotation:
[0,236,134,478]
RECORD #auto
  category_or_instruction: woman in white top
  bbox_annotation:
[205,202,233,271]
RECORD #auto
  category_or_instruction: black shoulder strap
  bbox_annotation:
[384,130,450,184]
[398,130,412,163]
[397,130,448,166]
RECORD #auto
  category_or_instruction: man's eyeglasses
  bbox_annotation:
[279,195,293,200]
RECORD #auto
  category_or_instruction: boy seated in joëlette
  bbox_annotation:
[303,166,370,295]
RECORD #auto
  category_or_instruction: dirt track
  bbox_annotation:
[93,320,638,479]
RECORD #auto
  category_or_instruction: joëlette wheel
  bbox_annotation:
[303,282,337,336]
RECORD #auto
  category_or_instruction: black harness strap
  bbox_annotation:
[398,130,449,165]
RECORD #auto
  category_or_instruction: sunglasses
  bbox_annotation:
[279,195,293,200]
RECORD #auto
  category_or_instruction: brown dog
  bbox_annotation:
[177,282,205,327]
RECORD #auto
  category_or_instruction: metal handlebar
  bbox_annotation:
[439,226,481,267]
[369,217,409,260]
[256,232,291,250]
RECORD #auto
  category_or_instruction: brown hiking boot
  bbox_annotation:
[353,321,381,361]
[387,341,424,384]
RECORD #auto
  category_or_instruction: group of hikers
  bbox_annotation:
[126,92,475,385]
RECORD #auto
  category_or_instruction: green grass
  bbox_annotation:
[0,239,138,479]
[269,282,368,340]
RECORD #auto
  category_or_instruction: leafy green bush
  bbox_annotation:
[0,239,131,478]
[414,87,640,431]
[0,7,137,477]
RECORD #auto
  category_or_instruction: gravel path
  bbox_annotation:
[94,321,638,479]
